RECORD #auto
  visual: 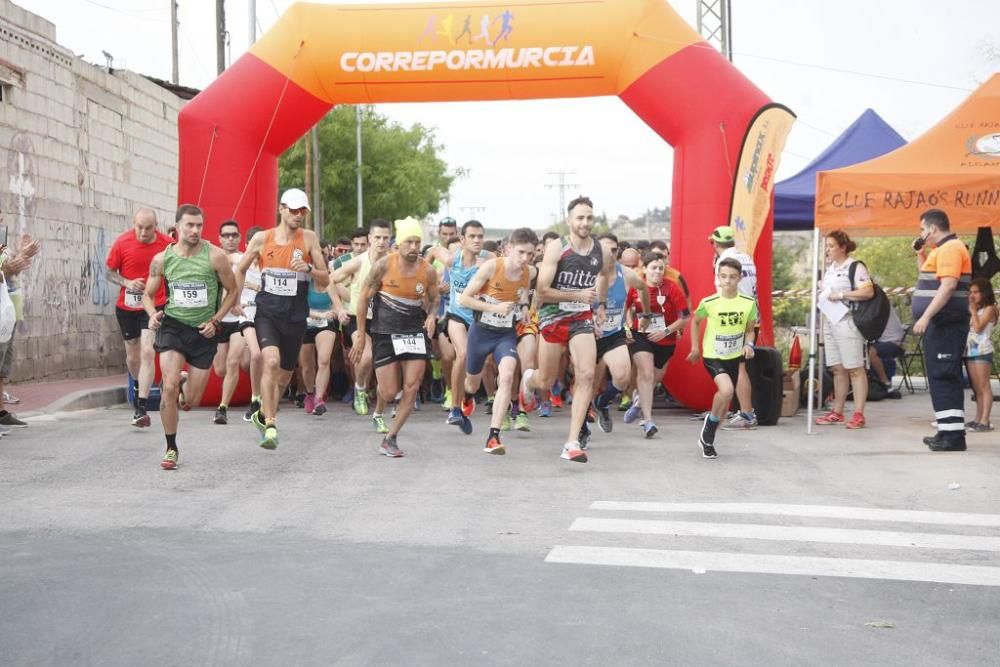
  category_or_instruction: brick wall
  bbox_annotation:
[0,0,185,382]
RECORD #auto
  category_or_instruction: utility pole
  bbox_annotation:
[216,0,226,75]
[356,105,363,228]
[311,126,321,234]
[695,0,733,61]
[544,169,580,221]
[170,0,179,84]
[304,135,313,231]
[248,0,256,45]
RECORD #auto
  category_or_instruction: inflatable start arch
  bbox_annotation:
[178,0,793,409]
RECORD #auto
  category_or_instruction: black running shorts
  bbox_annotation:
[702,356,740,386]
[116,307,151,341]
[154,315,218,370]
[630,333,676,370]
[255,310,307,371]
[215,320,241,344]
[372,332,431,369]
[596,329,628,359]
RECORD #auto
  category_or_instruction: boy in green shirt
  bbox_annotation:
[687,257,758,458]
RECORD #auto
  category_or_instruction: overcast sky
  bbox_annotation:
[28,0,1000,227]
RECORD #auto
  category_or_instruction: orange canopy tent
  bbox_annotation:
[815,73,1000,237]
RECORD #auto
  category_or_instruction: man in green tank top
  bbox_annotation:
[143,204,239,471]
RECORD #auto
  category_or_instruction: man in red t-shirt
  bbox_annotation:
[105,208,172,427]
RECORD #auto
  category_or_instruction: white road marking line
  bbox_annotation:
[570,517,1000,552]
[589,502,1000,528]
[545,546,1000,587]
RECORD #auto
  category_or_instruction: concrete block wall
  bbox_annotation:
[0,0,185,382]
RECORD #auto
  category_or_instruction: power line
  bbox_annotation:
[81,0,166,13]
[635,31,975,93]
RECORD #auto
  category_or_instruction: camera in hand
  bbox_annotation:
[912,235,926,252]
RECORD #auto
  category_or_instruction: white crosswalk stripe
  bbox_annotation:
[545,502,1000,587]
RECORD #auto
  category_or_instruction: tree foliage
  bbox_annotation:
[279,106,458,240]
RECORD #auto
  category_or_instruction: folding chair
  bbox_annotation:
[893,325,925,394]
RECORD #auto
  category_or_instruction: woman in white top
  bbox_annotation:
[965,277,997,432]
[815,230,874,429]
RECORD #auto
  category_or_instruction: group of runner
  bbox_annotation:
[107,189,760,470]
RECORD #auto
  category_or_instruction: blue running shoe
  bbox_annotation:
[624,404,642,425]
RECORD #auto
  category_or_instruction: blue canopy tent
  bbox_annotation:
[774,109,906,231]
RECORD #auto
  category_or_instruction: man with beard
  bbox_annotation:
[143,204,238,469]
[235,188,329,450]
[351,217,439,458]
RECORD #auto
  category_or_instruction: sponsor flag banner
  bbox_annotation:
[729,105,795,254]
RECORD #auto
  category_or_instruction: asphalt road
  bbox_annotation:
[1,395,998,666]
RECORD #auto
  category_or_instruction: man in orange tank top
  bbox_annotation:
[235,188,329,450]
[351,218,439,458]
[458,228,538,455]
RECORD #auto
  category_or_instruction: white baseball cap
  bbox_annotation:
[280,188,310,211]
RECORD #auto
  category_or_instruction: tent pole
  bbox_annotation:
[806,226,820,434]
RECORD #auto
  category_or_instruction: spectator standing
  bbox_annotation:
[965,277,997,432]
[0,234,40,431]
[815,230,874,429]
[912,209,973,451]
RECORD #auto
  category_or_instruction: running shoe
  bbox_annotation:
[642,421,658,439]
[250,409,266,434]
[446,407,464,427]
[459,416,473,435]
[131,408,151,428]
[814,411,845,426]
[0,412,27,428]
[969,422,994,432]
[699,415,718,458]
[353,389,369,416]
[722,412,758,430]
[579,422,591,450]
[414,395,422,411]
[594,401,613,434]
[442,388,453,412]
[845,412,866,429]
[560,441,588,463]
[514,413,531,431]
[618,394,632,412]
[260,425,279,450]
[213,406,228,425]
[160,449,178,470]
[294,393,306,409]
[372,414,388,434]
[0,424,10,438]
[501,414,512,431]
[623,404,642,425]
[312,400,327,416]
[341,387,354,404]
[550,392,564,409]
[304,393,316,415]
[462,396,476,417]
[484,398,494,415]
[429,378,445,403]
[380,435,404,458]
[3,391,19,404]
[243,399,261,422]
[484,435,506,455]
[518,369,538,412]
[538,401,552,418]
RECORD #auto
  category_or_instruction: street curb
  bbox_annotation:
[20,386,128,418]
